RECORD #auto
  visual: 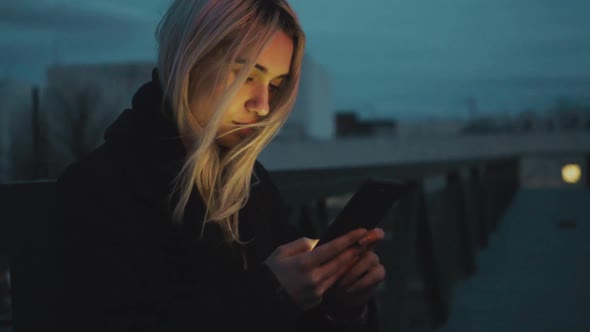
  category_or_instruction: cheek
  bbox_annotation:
[224,89,247,117]
[226,71,237,87]
[188,98,217,130]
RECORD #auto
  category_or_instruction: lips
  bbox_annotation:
[232,121,257,136]
[239,127,254,135]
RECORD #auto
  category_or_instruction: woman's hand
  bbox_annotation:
[321,228,386,318]
[264,228,368,311]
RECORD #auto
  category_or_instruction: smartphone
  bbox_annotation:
[315,178,410,247]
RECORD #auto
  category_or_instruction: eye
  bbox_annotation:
[269,84,280,94]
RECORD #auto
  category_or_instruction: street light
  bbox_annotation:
[561,163,582,184]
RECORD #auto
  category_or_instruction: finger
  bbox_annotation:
[311,246,362,295]
[277,237,319,257]
[346,264,386,293]
[338,251,379,288]
[358,228,385,247]
[307,228,368,266]
[359,231,385,253]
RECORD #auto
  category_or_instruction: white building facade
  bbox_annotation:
[278,54,335,141]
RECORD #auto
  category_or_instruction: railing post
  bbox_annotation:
[476,165,493,248]
[484,159,520,231]
[447,171,477,279]
[415,179,450,329]
[375,180,421,332]
[466,167,485,252]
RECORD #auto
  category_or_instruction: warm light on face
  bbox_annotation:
[561,163,582,184]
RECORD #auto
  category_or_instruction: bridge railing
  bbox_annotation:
[0,156,520,331]
[269,157,519,331]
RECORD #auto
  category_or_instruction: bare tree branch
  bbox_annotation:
[45,82,114,173]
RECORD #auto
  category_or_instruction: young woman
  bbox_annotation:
[48,1,386,331]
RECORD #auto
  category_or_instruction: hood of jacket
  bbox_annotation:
[101,69,189,206]
[101,68,265,242]
[104,68,185,161]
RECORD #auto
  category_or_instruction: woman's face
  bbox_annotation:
[191,31,294,148]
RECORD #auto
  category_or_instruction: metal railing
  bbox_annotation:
[270,157,520,331]
[0,157,520,331]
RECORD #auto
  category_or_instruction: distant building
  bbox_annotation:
[43,62,154,175]
[0,110,7,181]
[42,56,333,174]
[335,112,369,137]
[45,55,334,144]
[397,118,464,137]
[279,54,334,141]
[552,108,587,132]
[0,80,34,182]
[520,156,587,189]
[335,112,397,137]
[512,109,581,134]
[45,61,153,122]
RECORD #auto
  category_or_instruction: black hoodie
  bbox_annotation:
[46,69,373,332]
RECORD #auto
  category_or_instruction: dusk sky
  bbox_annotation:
[1,0,589,120]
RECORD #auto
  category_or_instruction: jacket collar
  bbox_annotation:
[103,68,187,204]
[103,68,262,206]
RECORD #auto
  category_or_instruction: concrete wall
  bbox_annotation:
[260,133,590,171]
[520,155,587,188]
[260,132,590,189]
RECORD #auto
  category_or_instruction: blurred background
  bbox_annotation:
[0,1,589,331]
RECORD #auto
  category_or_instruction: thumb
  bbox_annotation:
[277,237,319,257]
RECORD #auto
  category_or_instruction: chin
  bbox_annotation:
[216,135,242,149]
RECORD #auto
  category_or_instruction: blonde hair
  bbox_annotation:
[155,0,305,243]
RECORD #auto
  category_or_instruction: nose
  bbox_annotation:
[245,84,270,117]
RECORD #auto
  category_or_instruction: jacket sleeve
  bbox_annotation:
[47,164,178,332]
[44,164,291,332]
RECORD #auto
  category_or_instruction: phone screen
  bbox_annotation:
[316,178,409,247]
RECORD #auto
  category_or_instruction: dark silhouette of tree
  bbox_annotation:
[3,87,50,182]
[554,96,582,131]
[45,82,114,176]
[460,117,501,135]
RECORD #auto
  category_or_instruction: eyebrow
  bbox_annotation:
[235,60,290,79]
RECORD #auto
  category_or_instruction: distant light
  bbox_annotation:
[561,164,582,184]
